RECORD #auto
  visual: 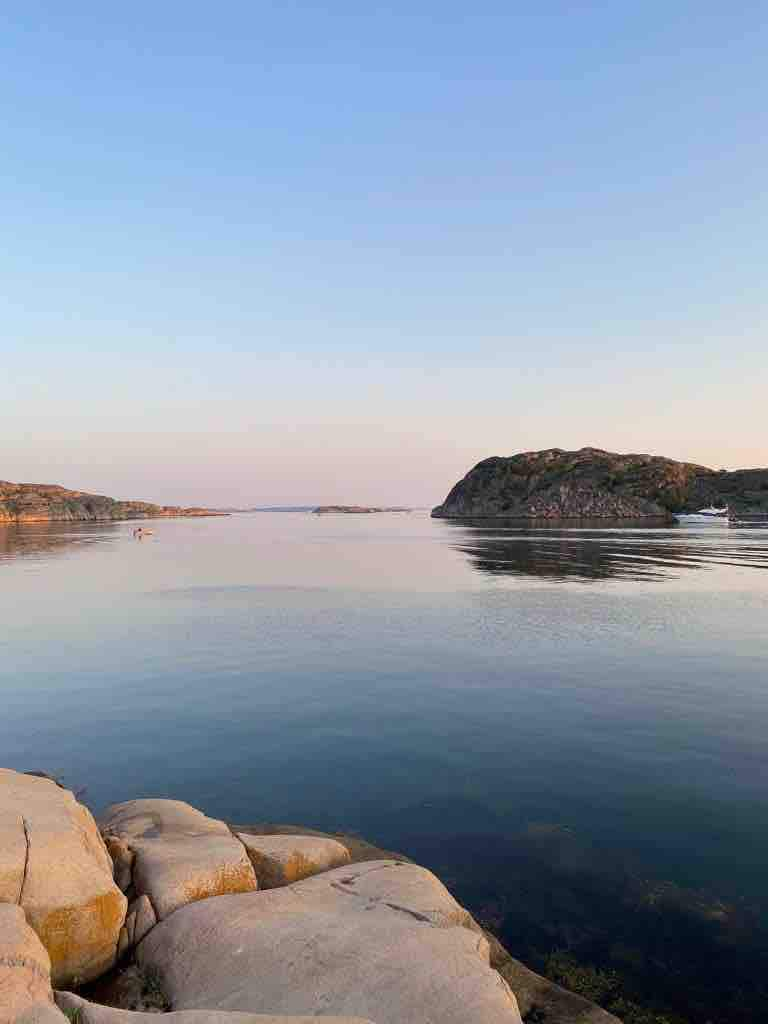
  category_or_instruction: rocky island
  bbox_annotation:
[0,481,226,524]
[312,505,411,514]
[432,447,768,519]
[0,769,618,1024]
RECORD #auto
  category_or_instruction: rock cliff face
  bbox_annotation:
[432,447,768,519]
[0,481,223,524]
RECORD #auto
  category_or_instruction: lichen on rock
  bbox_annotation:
[0,770,126,988]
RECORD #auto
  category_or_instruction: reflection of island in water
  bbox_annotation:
[0,521,121,563]
[441,518,768,582]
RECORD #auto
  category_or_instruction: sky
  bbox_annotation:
[2,2,766,506]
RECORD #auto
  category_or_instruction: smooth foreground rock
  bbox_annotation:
[139,860,522,1024]
[237,833,351,888]
[57,993,372,1024]
[0,770,126,988]
[236,825,623,1024]
[100,800,257,922]
[0,903,66,1024]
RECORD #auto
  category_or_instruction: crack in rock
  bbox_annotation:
[384,902,432,923]
[328,882,434,925]
[17,816,31,905]
[329,881,368,899]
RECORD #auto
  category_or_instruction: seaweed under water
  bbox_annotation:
[383,819,768,1024]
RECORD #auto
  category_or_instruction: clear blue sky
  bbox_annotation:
[3,3,766,505]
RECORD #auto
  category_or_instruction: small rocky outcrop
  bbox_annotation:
[312,506,411,514]
[432,446,768,519]
[0,481,224,524]
[0,770,126,988]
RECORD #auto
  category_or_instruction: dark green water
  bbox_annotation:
[2,512,767,1021]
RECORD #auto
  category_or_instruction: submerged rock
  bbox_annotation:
[485,931,622,1024]
[0,770,126,988]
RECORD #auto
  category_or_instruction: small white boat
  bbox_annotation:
[676,506,729,522]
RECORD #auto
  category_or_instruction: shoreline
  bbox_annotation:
[0,509,229,524]
[1,772,619,1024]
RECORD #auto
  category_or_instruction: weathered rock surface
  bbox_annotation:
[100,800,257,923]
[126,895,156,946]
[432,446,768,518]
[0,903,67,1024]
[0,480,224,524]
[0,771,126,988]
[138,860,522,1024]
[57,992,372,1024]
[236,833,351,888]
[103,838,134,894]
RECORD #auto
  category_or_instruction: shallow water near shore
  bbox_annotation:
[2,511,768,1020]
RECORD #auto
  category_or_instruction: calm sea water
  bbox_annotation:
[2,512,768,1017]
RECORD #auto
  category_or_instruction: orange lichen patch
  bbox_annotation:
[283,852,318,884]
[32,888,126,987]
[180,861,257,908]
[242,846,323,887]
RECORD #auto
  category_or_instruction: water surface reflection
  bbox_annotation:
[0,522,120,563]
[442,519,768,582]
[2,512,768,1022]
